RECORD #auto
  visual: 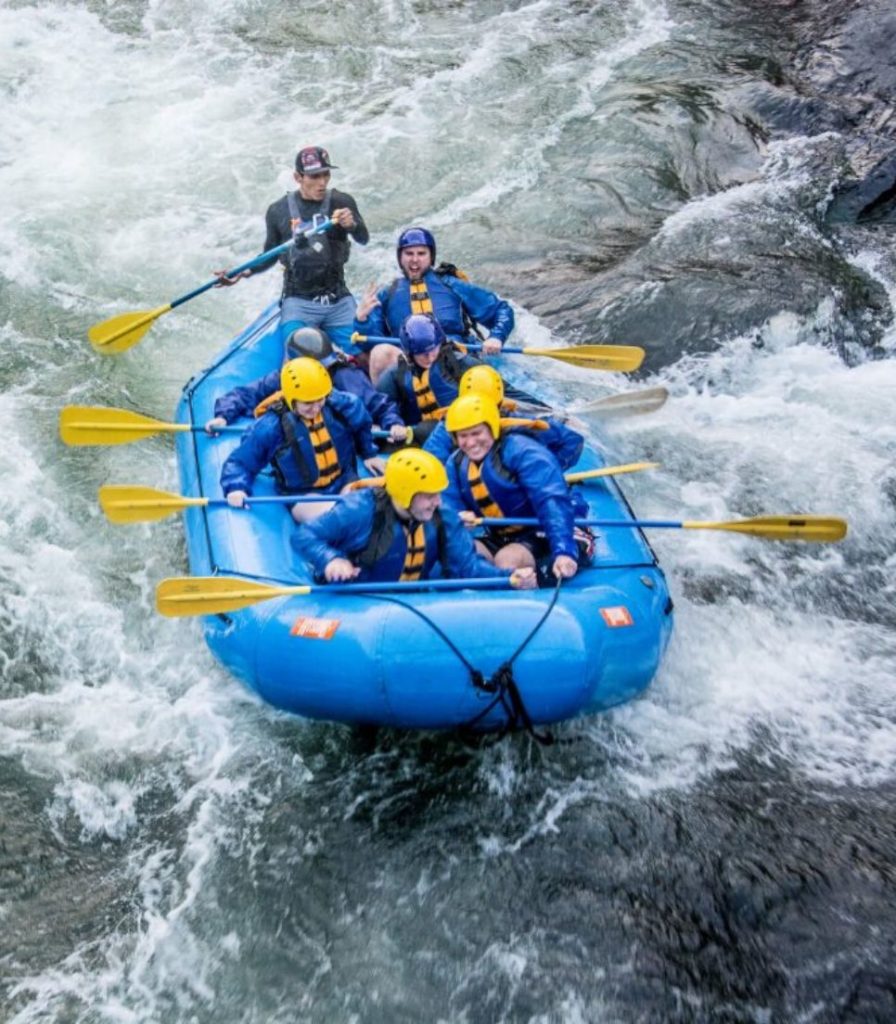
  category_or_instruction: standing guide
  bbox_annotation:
[214,145,369,353]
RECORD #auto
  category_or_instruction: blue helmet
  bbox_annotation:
[399,314,445,357]
[396,226,436,266]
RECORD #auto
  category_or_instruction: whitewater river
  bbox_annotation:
[2,0,895,1021]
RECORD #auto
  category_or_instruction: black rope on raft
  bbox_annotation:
[359,577,564,745]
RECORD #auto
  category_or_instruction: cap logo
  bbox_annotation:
[297,146,332,173]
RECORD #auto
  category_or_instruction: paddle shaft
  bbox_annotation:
[480,517,800,529]
[352,334,507,351]
[310,577,510,594]
[146,463,647,512]
[477,517,688,529]
[169,219,333,309]
[350,334,643,372]
[211,494,343,506]
[473,515,847,541]
[89,220,335,352]
[156,574,515,617]
[210,424,392,440]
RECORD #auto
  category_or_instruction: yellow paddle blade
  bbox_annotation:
[100,485,207,524]
[684,516,848,542]
[565,461,660,484]
[88,305,171,354]
[59,406,187,446]
[523,345,645,372]
[156,576,312,617]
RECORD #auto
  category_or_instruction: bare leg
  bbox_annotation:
[474,539,494,562]
[494,543,536,571]
[291,500,336,523]
[368,344,401,386]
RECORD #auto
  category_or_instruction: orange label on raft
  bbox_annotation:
[290,616,340,640]
[599,606,634,628]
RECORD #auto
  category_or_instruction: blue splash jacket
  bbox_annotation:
[293,489,507,582]
[220,390,376,497]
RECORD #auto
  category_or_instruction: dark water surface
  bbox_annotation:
[2,0,895,1021]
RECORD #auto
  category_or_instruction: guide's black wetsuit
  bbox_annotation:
[252,189,368,301]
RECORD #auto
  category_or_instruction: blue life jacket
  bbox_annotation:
[443,433,579,560]
[424,416,584,470]
[356,268,515,343]
[292,489,506,582]
[220,390,374,497]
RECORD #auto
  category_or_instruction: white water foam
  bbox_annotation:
[593,307,896,794]
[471,299,895,854]
[0,382,285,1021]
[3,0,895,1018]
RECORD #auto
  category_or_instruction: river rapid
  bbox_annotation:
[1,1,895,1021]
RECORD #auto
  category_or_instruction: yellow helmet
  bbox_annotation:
[459,364,504,406]
[384,448,449,509]
[280,357,332,406]
[444,394,501,439]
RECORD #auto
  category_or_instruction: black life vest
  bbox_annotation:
[356,489,448,573]
[272,401,349,490]
[285,190,346,296]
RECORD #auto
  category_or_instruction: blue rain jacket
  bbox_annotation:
[213,362,404,430]
[355,270,514,343]
[424,416,584,470]
[220,389,376,497]
[293,489,507,583]
[443,433,579,561]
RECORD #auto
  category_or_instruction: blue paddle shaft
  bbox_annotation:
[205,425,390,440]
[477,517,683,529]
[169,219,333,310]
[313,577,511,594]
[351,334,513,353]
[207,495,345,506]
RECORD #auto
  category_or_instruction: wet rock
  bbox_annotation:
[767,0,896,223]
[826,150,896,224]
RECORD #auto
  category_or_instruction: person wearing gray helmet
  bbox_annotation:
[205,327,410,444]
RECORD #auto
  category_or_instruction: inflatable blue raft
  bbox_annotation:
[174,305,674,731]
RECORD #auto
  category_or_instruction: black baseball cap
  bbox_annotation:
[295,146,337,175]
